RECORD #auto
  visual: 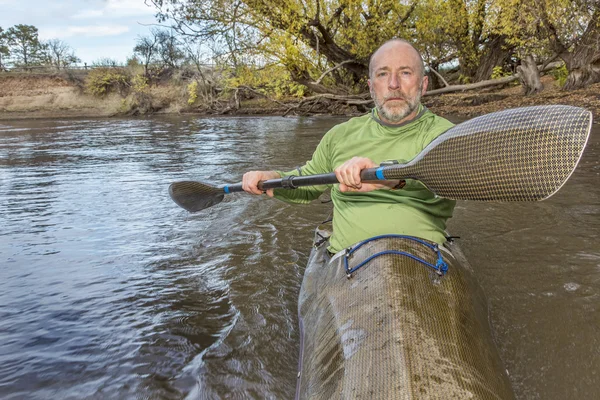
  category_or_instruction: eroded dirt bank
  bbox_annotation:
[1,73,598,121]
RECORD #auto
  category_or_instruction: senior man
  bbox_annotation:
[242,39,455,254]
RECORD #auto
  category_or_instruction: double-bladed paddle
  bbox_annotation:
[169,105,592,213]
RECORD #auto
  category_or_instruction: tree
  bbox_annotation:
[0,27,10,71]
[149,0,421,93]
[6,24,44,68]
[156,29,185,68]
[493,0,600,89]
[44,39,80,69]
[149,0,599,93]
[537,0,600,89]
[134,32,160,75]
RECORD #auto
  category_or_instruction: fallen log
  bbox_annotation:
[425,62,561,96]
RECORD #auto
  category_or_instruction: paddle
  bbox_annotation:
[169,105,592,213]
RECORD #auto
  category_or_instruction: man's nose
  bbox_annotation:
[388,72,400,89]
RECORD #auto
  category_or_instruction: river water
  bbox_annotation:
[0,115,598,399]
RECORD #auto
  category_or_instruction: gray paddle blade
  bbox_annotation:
[382,105,592,201]
[169,181,224,212]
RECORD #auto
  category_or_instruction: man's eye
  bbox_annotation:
[377,72,388,77]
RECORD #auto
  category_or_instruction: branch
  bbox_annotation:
[314,60,355,84]
[427,66,450,87]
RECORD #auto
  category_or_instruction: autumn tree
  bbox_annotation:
[493,0,600,89]
[537,0,600,89]
[6,24,45,68]
[149,0,598,93]
[149,0,423,93]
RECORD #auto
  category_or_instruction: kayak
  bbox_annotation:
[296,226,515,399]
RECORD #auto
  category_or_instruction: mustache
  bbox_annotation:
[384,92,406,101]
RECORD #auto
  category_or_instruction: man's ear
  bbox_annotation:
[421,75,429,95]
[367,79,372,90]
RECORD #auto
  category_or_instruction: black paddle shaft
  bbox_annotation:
[223,169,382,193]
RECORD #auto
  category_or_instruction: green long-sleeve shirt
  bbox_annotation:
[274,106,456,253]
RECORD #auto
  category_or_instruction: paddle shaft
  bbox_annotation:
[222,168,385,193]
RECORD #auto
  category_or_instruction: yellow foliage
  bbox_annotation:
[491,66,509,79]
[226,64,306,98]
[132,74,149,93]
[85,68,130,97]
[187,80,199,105]
[164,0,597,89]
[550,64,568,87]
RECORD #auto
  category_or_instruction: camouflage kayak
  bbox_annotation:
[296,227,514,399]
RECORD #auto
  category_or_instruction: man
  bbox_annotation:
[242,39,455,254]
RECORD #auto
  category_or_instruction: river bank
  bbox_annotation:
[1,73,598,121]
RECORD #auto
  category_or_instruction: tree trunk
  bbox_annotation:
[473,35,513,82]
[298,26,367,85]
[562,8,600,90]
[517,55,543,95]
[563,61,600,90]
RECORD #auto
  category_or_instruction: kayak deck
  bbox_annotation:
[296,228,514,399]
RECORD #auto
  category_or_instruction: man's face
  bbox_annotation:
[368,42,428,125]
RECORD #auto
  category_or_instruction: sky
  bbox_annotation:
[0,0,162,65]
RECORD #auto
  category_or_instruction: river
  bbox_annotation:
[0,115,598,399]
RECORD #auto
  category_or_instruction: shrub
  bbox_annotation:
[226,64,306,98]
[550,64,568,88]
[491,66,510,79]
[85,68,131,96]
[187,80,199,105]
[131,74,149,93]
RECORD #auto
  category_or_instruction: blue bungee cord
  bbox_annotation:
[343,234,448,278]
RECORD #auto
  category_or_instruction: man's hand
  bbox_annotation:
[242,170,281,197]
[334,157,399,193]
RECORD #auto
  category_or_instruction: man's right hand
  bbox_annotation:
[242,170,281,197]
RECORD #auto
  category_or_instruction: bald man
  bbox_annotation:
[242,39,456,255]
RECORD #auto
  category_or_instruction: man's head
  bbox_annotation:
[368,39,428,125]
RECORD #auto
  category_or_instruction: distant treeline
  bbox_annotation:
[0,25,81,71]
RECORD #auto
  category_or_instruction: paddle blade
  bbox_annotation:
[383,105,592,201]
[169,181,224,212]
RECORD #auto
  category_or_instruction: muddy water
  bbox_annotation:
[0,115,598,399]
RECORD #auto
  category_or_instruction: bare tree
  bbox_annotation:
[155,30,185,68]
[134,33,160,75]
[44,39,80,70]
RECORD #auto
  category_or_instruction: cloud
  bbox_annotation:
[72,0,156,20]
[72,10,105,19]
[40,25,130,40]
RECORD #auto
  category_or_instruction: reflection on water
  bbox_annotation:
[0,116,598,399]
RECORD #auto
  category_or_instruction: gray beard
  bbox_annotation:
[371,85,423,124]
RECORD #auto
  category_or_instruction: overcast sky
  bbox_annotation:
[0,0,161,64]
